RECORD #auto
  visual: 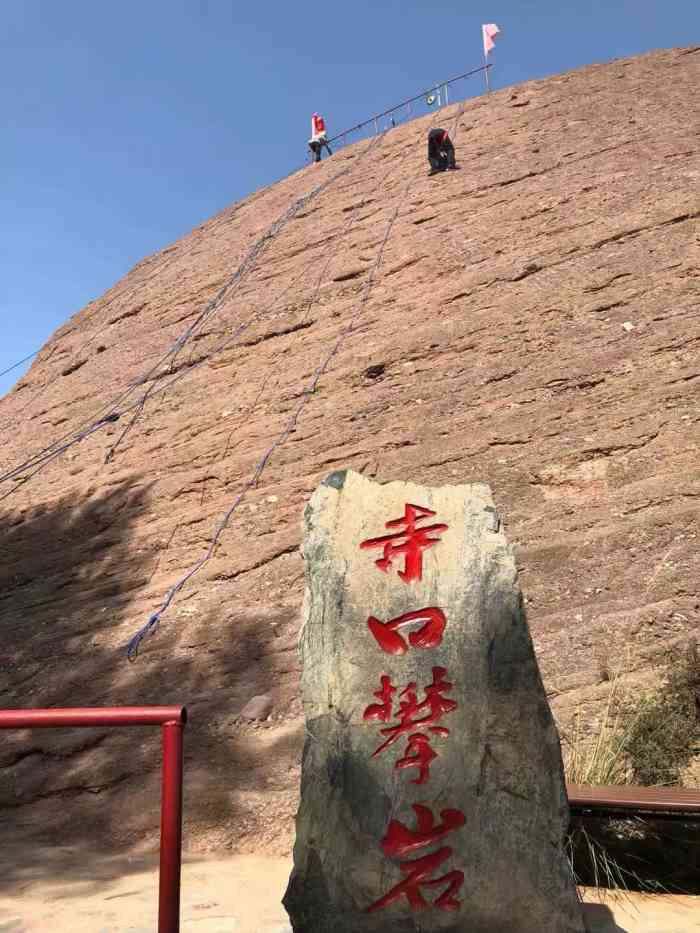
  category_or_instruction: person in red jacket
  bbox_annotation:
[427,127,456,175]
[309,112,332,163]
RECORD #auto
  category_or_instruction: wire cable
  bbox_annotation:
[126,144,412,659]
[102,136,384,464]
[0,138,380,496]
[0,350,39,381]
[0,162,339,482]
[0,250,184,438]
[1,69,474,490]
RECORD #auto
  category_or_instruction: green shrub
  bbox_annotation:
[624,640,699,786]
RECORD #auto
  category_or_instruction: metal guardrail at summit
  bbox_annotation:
[323,63,492,151]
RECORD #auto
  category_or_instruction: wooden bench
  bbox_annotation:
[567,783,700,819]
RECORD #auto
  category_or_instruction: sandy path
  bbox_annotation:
[0,851,697,932]
[0,852,290,933]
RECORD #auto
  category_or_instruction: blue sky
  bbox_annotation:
[1,0,698,396]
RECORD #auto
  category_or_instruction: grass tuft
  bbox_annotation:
[563,667,633,787]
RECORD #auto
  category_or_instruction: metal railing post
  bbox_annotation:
[159,719,185,933]
[0,706,187,932]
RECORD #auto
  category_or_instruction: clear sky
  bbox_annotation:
[1,0,698,397]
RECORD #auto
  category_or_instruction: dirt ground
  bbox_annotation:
[0,850,697,933]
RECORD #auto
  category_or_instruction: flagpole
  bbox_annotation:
[481,23,500,93]
[481,25,490,93]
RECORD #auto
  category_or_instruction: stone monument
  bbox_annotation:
[284,470,584,933]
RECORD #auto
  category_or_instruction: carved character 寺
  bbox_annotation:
[360,504,448,582]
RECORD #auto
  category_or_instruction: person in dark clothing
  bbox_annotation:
[309,137,333,163]
[427,127,456,174]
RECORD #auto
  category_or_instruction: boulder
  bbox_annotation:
[284,470,584,933]
[239,694,273,721]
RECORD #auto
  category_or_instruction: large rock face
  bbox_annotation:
[284,471,583,933]
[0,47,697,859]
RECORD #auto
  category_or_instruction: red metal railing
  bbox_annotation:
[0,705,187,933]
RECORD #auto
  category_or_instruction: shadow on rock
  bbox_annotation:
[0,481,300,894]
[580,902,629,933]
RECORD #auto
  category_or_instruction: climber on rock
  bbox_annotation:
[427,127,456,175]
[309,112,333,163]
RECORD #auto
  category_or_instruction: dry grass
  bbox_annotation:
[563,641,699,787]
[563,671,640,893]
[562,643,700,893]
[567,822,668,896]
[563,668,634,787]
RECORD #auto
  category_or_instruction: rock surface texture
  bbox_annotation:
[0,48,698,858]
[284,471,583,933]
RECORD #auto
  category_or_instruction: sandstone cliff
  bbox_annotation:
[0,47,698,861]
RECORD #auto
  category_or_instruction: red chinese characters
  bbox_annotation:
[367,607,446,655]
[395,734,437,786]
[363,674,395,723]
[360,504,448,582]
[363,667,456,784]
[368,804,466,912]
[359,500,464,915]
[365,666,456,754]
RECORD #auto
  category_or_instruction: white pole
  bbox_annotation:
[481,25,491,93]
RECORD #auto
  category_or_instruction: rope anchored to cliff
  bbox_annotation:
[126,151,409,660]
[0,137,382,498]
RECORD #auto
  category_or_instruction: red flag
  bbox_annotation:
[482,23,501,57]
